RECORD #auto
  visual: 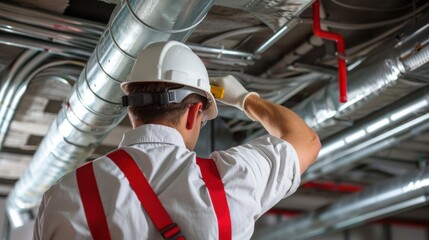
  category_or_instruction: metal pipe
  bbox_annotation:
[187,43,257,59]
[255,18,300,55]
[1,2,258,68]
[0,52,51,148]
[293,15,429,139]
[6,0,216,228]
[0,2,104,36]
[313,0,347,102]
[253,166,429,240]
[257,88,429,238]
[0,50,37,108]
[0,59,84,149]
[0,18,99,48]
[317,90,429,161]
[0,33,92,59]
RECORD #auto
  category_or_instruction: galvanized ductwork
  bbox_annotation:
[252,16,429,240]
[254,166,429,240]
[4,0,319,228]
[303,87,429,181]
[6,0,216,228]
[216,0,313,30]
[293,16,429,139]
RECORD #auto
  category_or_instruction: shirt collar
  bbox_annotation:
[119,124,187,148]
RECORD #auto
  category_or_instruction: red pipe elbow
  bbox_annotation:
[312,0,348,102]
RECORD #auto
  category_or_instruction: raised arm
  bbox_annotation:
[211,75,320,173]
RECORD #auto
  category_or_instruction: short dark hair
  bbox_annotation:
[124,82,209,126]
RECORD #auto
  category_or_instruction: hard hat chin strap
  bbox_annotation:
[122,86,206,107]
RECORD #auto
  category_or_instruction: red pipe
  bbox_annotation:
[267,209,302,217]
[376,219,429,229]
[302,181,363,193]
[266,210,429,229]
[312,0,348,102]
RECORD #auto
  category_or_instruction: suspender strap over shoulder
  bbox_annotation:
[196,157,232,240]
[76,149,231,240]
[76,162,112,240]
[107,149,184,240]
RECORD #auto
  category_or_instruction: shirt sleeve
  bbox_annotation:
[210,134,301,217]
[32,172,92,240]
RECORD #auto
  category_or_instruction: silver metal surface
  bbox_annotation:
[305,90,429,181]
[0,2,104,36]
[0,19,98,48]
[0,33,92,59]
[293,17,429,139]
[6,0,216,228]
[216,0,313,30]
[0,51,51,148]
[255,18,300,54]
[305,111,429,181]
[1,1,259,68]
[188,43,257,59]
[254,166,429,240]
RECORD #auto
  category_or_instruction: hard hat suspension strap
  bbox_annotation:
[122,86,206,107]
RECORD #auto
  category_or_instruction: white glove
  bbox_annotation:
[210,75,259,120]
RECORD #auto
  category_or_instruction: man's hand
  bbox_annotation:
[210,75,259,120]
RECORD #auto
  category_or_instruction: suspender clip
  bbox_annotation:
[161,223,185,240]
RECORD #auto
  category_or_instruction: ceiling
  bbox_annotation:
[1,0,429,239]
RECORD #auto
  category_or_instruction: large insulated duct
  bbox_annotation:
[6,0,216,228]
[303,87,429,181]
[253,166,429,240]
[294,15,429,139]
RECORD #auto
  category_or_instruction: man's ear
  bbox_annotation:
[186,103,202,130]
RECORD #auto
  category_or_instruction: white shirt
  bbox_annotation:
[34,124,300,240]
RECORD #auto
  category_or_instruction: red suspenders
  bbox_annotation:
[76,149,232,240]
[76,162,112,240]
[196,157,232,240]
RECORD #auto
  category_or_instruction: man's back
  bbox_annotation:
[34,124,301,239]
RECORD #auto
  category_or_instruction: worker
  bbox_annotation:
[33,41,320,240]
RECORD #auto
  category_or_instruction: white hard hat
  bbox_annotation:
[121,41,217,120]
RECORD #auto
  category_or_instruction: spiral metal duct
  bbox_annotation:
[6,0,216,228]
